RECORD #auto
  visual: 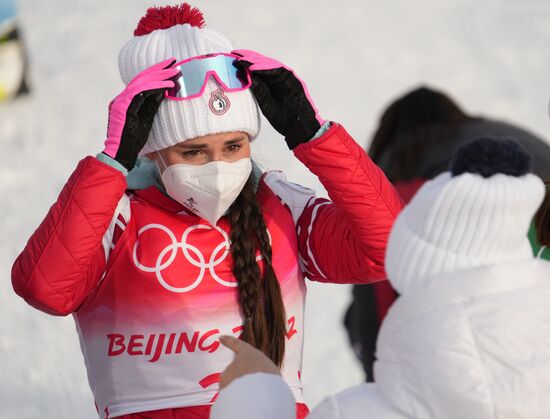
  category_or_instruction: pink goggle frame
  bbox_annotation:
[165,52,252,101]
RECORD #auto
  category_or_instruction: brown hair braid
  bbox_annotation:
[228,176,287,367]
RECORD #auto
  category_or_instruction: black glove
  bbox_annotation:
[102,58,178,171]
[232,50,325,149]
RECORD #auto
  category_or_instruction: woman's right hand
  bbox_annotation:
[218,335,281,390]
[101,58,178,171]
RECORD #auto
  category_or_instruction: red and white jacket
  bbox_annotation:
[12,123,402,418]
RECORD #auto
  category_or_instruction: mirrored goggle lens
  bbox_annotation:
[167,55,249,99]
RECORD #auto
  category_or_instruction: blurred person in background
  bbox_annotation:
[211,137,550,419]
[529,104,550,261]
[531,184,550,260]
[344,86,550,382]
[0,0,30,101]
[10,3,401,418]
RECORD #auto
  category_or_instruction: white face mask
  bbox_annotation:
[157,154,252,226]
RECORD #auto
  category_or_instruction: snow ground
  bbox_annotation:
[1,1,549,418]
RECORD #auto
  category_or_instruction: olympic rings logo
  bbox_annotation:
[133,223,238,293]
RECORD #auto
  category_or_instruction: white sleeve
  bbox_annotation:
[101,194,131,262]
[308,395,342,419]
[262,171,317,224]
[210,373,296,419]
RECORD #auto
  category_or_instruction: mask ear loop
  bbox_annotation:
[156,151,169,172]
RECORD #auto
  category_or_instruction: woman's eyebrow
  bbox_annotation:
[178,143,209,149]
[177,137,245,149]
[224,137,246,145]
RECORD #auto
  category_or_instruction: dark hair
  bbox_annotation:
[228,176,287,366]
[369,86,471,181]
[535,181,550,247]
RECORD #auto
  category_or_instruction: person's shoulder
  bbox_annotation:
[461,118,548,146]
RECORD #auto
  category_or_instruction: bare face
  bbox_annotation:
[147,131,251,172]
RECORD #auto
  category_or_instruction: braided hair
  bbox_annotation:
[228,175,287,366]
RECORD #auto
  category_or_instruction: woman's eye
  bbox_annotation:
[183,150,202,157]
[226,144,242,152]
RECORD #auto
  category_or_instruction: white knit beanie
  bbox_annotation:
[386,137,545,294]
[118,4,260,155]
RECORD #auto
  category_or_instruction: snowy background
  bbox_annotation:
[2,1,550,418]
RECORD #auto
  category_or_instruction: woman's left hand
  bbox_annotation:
[232,49,325,150]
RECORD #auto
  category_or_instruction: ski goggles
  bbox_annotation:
[165,53,251,100]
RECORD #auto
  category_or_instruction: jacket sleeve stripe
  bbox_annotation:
[304,200,330,279]
[102,195,131,257]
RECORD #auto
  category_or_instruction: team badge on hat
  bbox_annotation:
[209,89,230,115]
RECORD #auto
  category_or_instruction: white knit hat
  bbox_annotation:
[118,4,260,155]
[386,137,545,294]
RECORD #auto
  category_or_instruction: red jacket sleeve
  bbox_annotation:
[11,156,127,316]
[294,123,403,284]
